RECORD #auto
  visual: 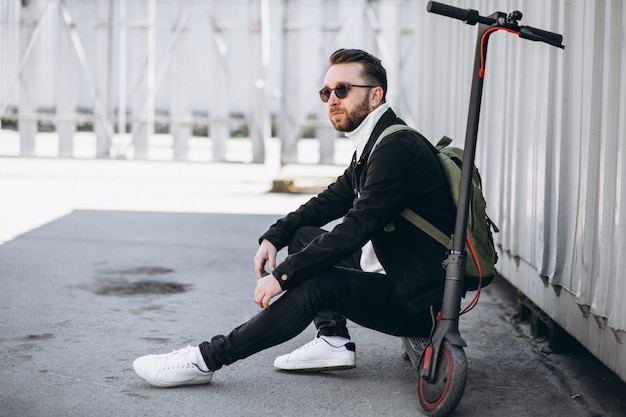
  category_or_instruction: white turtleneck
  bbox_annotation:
[346,103,390,160]
[344,103,390,275]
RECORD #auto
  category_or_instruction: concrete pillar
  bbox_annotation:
[18,1,40,156]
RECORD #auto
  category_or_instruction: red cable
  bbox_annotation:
[461,25,518,313]
[479,27,519,78]
[460,237,481,315]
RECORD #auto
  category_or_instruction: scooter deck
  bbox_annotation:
[401,336,430,370]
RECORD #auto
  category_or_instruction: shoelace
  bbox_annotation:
[164,346,196,368]
[295,338,324,352]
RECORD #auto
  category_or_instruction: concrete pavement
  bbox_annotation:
[1,155,625,417]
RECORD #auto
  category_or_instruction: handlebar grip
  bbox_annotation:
[427,1,470,21]
[519,26,565,48]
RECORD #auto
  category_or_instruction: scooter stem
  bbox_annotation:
[420,14,504,383]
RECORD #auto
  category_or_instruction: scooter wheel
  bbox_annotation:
[417,340,467,417]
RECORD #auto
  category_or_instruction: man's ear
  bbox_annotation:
[370,86,384,106]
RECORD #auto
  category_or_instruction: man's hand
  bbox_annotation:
[254,239,278,279]
[254,274,283,309]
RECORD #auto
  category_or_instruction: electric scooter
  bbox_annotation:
[401,3,564,416]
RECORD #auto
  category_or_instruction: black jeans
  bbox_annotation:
[199,227,437,372]
[289,226,360,339]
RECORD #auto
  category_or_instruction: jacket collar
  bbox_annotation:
[358,108,403,163]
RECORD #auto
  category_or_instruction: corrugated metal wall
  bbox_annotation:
[480,0,626,382]
[420,0,626,383]
[1,0,625,381]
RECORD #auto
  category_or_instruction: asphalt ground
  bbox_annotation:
[1,155,625,417]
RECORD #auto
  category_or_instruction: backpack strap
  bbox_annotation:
[367,124,419,164]
[399,208,450,249]
[368,124,451,249]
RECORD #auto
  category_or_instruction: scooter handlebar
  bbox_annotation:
[427,1,470,21]
[519,26,565,49]
[427,1,492,26]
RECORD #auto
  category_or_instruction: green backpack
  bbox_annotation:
[368,125,498,290]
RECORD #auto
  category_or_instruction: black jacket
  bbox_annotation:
[260,108,455,317]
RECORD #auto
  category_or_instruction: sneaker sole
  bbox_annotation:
[132,360,212,388]
[278,364,356,372]
[274,360,356,372]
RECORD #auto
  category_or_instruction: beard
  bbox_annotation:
[329,97,372,132]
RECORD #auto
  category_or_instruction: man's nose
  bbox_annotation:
[326,90,340,104]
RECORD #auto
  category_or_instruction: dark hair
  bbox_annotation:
[328,49,387,102]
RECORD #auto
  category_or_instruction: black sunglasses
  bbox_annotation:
[319,83,377,102]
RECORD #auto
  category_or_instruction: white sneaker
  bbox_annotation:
[133,345,213,388]
[274,337,356,371]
